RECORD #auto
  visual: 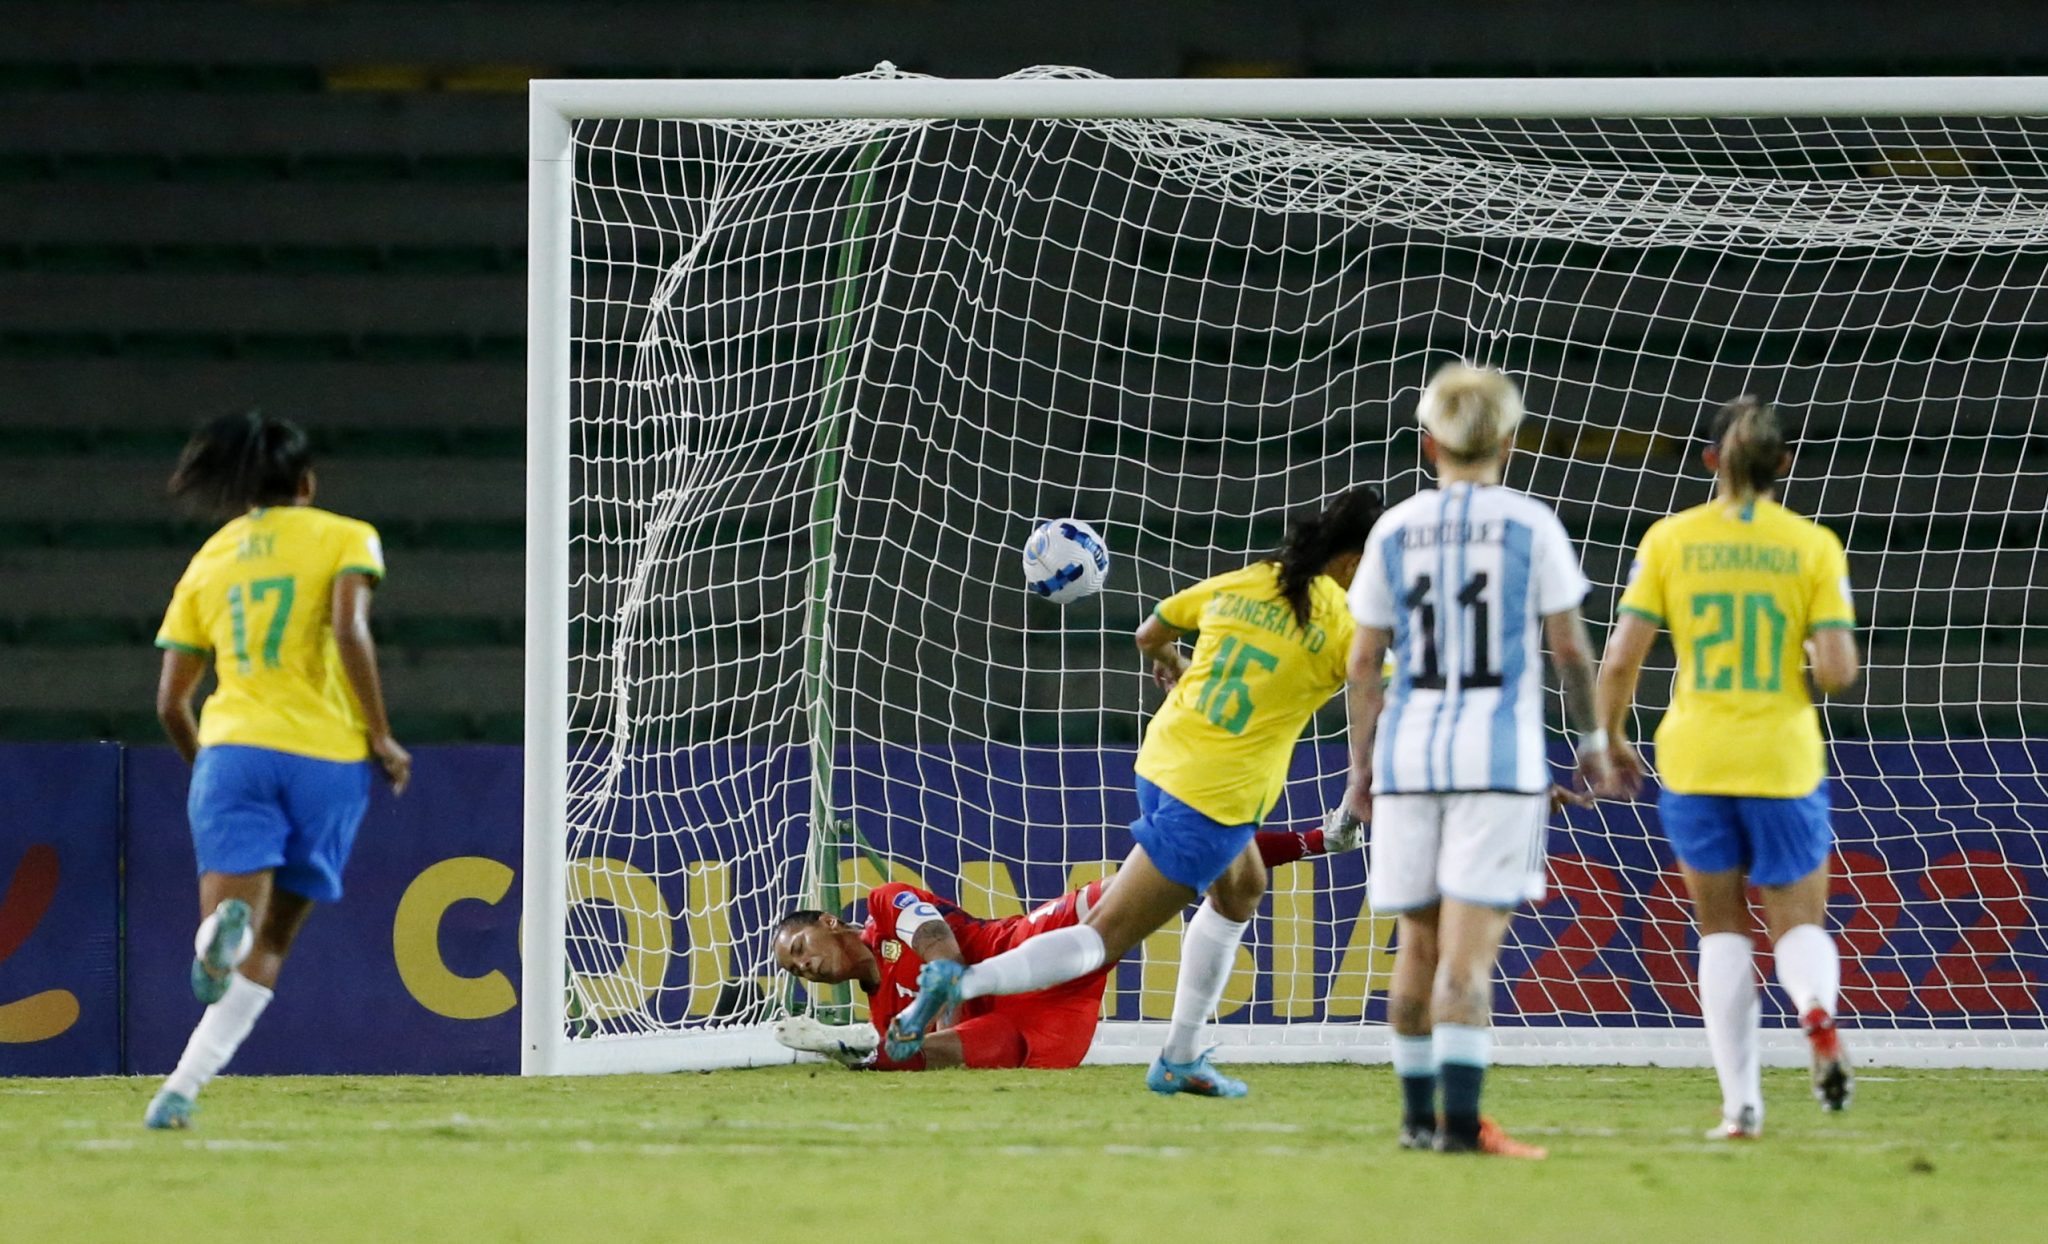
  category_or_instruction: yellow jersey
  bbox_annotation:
[156,506,387,763]
[1617,497,1855,797]
[1134,562,1354,825]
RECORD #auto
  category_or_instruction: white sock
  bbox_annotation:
[1160,902,1250,1063]
[1434,1022,1491,1069]
[1772,923,1841,1020]
[1391,1032,1437,1077]
[163,973,273,1100]
[958,925,1106,1001]
[1699,932,1762,1123]
[193,905,254,970]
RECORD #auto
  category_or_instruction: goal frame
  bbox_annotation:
[523,74,2048,1075]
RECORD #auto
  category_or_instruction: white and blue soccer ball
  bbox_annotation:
[1021,518,1110,604]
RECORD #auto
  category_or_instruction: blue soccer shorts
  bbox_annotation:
[1658,782,1834,888]
[1129,776,1258,892]
[188,744,373,903]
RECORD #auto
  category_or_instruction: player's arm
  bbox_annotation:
[1594,524,1664,798]
[1532,504,1607,802]
[883,888,970,967]
[1593,611,1657,799]
[886,1030,966,1070]
[1339,624,1391,822]
[153,572,209,764]
[1806,628,1859,695]
[1545,604,1611,796]
[908,915,966,966]
[1336,530,1396,826]
[885,897,969,1068]
[1545,604,1600,735]
[154,648,207,765]
[1134,612,1191,693]
[777,1018,970,1072]
[1806,535,1860,695]
[332,570,411,794]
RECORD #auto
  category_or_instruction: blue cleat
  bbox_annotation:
[884,959,965,1062]
[191,898,252,1005]
[143,1087,194,1130]
[1147,1049,1249,1098]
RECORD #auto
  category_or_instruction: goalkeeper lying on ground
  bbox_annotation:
[772,825,1352,1070]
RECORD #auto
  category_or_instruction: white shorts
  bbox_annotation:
[1368,792,1550,913]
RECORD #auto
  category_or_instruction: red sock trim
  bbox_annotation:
[1254,831,1311,868]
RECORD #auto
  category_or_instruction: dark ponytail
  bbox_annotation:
[168,409,312,518]
[1706,396,1791,500]
[1270,483,1385,629]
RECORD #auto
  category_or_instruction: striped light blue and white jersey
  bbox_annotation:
[1348,482,1588,795]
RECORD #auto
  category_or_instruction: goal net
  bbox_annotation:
[524,67,2048,1073]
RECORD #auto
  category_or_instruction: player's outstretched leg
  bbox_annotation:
[1146,1048,1248,1099]
[190,897,254,1005]
[885,959,964,1061]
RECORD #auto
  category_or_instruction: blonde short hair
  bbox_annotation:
[1416,364,1524,461]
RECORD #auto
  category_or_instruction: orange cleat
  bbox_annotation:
[1476,1117,1548,1160]
[1436,1116,1548,1159]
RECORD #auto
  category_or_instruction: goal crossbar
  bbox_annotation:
[530,75,2048,123]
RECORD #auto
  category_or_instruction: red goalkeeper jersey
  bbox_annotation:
[860,880,1110,1067]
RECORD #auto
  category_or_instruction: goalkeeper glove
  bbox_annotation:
[773,1015,879,1068]
[1323,804,1368,853]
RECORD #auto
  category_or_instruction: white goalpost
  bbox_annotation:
[524,69,2048,1074]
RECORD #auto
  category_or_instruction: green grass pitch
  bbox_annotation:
[3,1066,2040,1243]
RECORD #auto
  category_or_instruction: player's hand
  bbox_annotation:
[371,733,412,795]
[1335,782,1368,832]
[774,1015,876,1068]
[1324,782,1371,852]
[1322,802,1368,852]
[1574,741,1613,803]
[1343,780,1372,825]
[1151,650,1190,694]
[1594,739,1644,800]
[1549,782,1595,814]
[1801,638,1834,697]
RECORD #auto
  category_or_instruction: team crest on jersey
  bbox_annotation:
[881,940,902,962]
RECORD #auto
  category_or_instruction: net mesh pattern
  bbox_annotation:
[556,67,2048,1045]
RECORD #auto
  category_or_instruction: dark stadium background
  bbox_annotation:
[3,0,2046,746]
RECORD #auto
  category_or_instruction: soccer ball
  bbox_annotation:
[1022,518,1110,604]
